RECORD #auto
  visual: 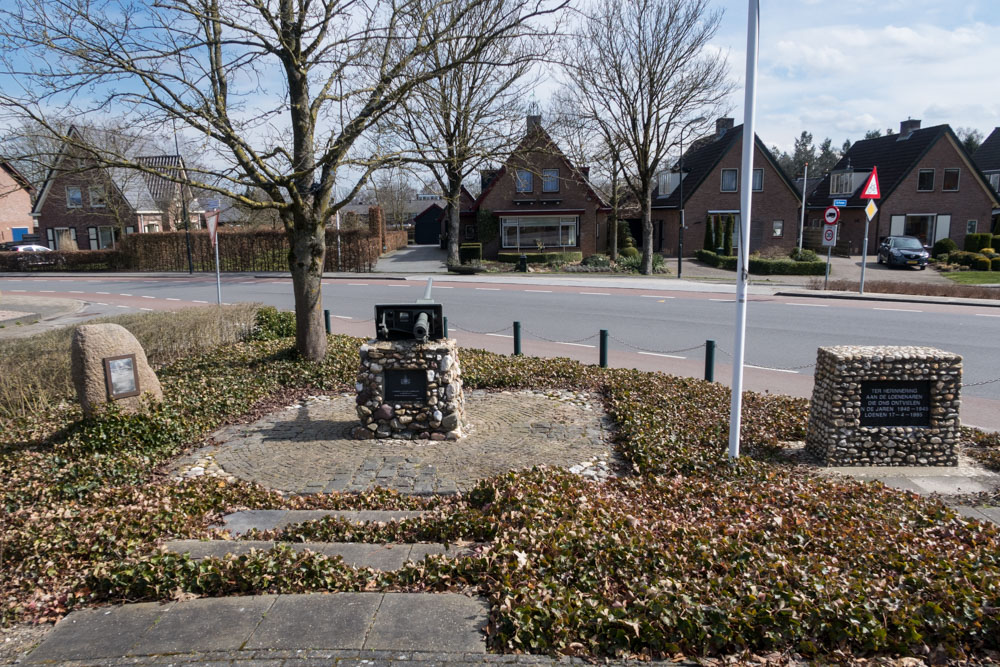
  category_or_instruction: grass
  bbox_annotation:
[813,278,1000,300]
[0,304,259,422]
[942,271,1000,285]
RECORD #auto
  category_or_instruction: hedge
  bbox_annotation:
[497,251,583,264]
[972,255,992,271]
[964,233,993,253]
[991,258,1000,271]
[0,249,122,272]
[695,249,826,275]
[992,237,1000,253]
[459,243,482,264]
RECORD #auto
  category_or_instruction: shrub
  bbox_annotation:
[722,215,734,256]
[964,233,993,252]
[458,243,482,264]
[992,236,1000,253]
[581,254,611,267]
[703,218,715,250]
[991,258,1000,272]
[496,251,582,264]
[932,237,958,258]
[618,246,640,259]
[617,253,664,273]
[972,255,992,271]
[949,250,978,267]
[789,247,818,262]
[748,257,826,275]
[250,306,296,340]
[982,247,997,257]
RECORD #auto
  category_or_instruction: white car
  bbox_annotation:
[12,244,52,252]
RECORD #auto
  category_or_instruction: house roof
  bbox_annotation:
[653,124,799,208]
[973,128,1000,172]
[0,160,35,194]
[805,124,998,209]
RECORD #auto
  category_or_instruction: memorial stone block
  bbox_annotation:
[71,323,163,417]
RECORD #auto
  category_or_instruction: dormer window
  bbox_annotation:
[917,169,934,191]
[658,171,681,197]
[830,172,854,195]
[752,168,763,192]
[515,169,533,193]
[943,168,960,191]
[89,185,106,208]
[720,168,738,192]
[542,169,559,193]
[66,185,83,208]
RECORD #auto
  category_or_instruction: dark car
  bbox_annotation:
[877,235,929,270]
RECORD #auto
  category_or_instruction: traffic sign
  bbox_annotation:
[822,225,838,247]
[833,199,847,207]
[824,206,841,225]
[865,200,878,221]
[860,166,881,199]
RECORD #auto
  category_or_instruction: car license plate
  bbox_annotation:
[907,260,918,265]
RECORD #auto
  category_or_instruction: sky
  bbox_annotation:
[700,0,1000,153]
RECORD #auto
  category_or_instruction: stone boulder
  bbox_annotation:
[71,323,163,416]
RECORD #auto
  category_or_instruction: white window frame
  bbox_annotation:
[942,168,960,192]
[514,169,533,193]
[917,169,935,192]
[752,168,763,192]
[88,185,107,208]
[989,173,1000,191]
[65,185,83,208]
[145,223,160,233]
[830,172,853,195]
[967,220,977,234]
[541,169,559,193]
[720,168,738,192]
[772,220,783,237]
[500,215,579,249]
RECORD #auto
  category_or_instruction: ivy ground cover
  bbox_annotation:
[1,331,998,661]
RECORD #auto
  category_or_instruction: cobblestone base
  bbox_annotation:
[170,391,621,495]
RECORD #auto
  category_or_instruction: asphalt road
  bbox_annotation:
[4,272,999,429]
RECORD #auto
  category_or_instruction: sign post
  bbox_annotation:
[858,167,881,295]
[822,223,837,289]
[206,209,222,305]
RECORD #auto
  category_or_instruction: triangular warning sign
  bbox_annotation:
[860,166,881,199]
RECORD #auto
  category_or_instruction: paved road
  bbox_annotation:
[3,272,999,429]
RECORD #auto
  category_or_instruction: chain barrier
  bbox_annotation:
[522,327,599,345]
[963,376,1000,389]
[607,333,705,356]
[713,344,814,371]
[449,322,513,335]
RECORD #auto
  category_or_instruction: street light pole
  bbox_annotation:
[677,117,705,279]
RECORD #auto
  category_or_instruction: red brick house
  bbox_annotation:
[651,118,803,256]
[972,127,1000,231]
[806,120,999,254]
[0,161,34,244]
[466,115,609,258]
[31,128,203,250]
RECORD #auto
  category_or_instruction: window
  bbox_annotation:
[989,173,1000,191]
[772,220,784,237]
[720,168,738,192]
[917,169,934,191]
[514,169,533,193]
[66,185,83,208]
[752,169,763,192]
[125,226,135,235]
[830,172,853,195]
[943,168,960,191]
[464,224,475,240]
[967,220,978,234]
[500,216,578,248]
[542,169,559,193]
[145,223,160,233]
[89,185,106,208]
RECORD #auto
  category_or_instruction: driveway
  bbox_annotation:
[374,244,447,274]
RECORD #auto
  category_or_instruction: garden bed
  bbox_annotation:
[2,314,999,661]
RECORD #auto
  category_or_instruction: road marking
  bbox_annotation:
[97,291,110,294]
[975,313,1000,318]
[580,291,610,295]
[10,289,25,292]
[873,307,922,313]
[142,295,156,299]
[786,303,828,307]
[116,305,129,309]
[388,284,411,288]
[334,315,353,320]
[525,289,552,293]
[69,290,84,294]
[140,307,154,311]
[40,290,54,293]
[119,293,132,296]
[95,302,108,306]
[556,342,596,348]
[348,283,369,286]
[641,294,674,299]
[475,287,500,291]
[486,333,513,338]
[193,300,208,303]
[166,298,181,301]
[710,298,734,302]
[433,286,453,289]
[638,351,686,359]
[746,364,798,374]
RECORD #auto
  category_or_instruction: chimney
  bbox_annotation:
[716,117,734,137]
[480,169,498,192]
[900,118,921,136]
[526,115,542,133]
[579,166,590,178]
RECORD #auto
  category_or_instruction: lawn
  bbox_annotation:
[2,307,999,661]
[942,270,1000,285]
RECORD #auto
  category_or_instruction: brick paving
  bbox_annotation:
[171,390,619,495]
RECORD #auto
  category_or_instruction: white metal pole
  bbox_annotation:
[214,232,222,305]
[798,162,808,251]
[728,0,759,461]
[859,215,869,295]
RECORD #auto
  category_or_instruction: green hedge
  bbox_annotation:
[459,243,482,264]
[972,255,993,271]
[991,258,1000,271]
[932,237,958,258]
[964,233,993,252]
[991,237,1000,253]
[695,249,825,275]
[949,250,979,267]
[497,251,583,264]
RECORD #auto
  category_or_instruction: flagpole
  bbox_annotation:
[728,0,759,461]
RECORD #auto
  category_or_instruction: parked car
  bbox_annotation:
[12,244,52,253]
[10,244,62,268]
[877,236,929,270]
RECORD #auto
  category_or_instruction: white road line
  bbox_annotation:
[486,333,513,338]
[786,303,828,307]
[95,302,108,306]
[388,284,411,288]
[525,289,552,293]
[638,351,686,359]
[556,342,596,348]
[142,295,156,299]
[975,313,1000,318]
[433,286,453,289]
[334,315,353,320]
[10,289,25,292]
[119,293,132,296]
[193,300,208,303]
[348,283,369,286]
[116,305,129,309]
[746,364,798,374]
[640,294,674,299]
[580,292,610,296]
[40,290,54,293]
[140,307,154,311]
[873,307,922,313]
[166,298,181,301]
[475,287,501,291]
[710,298,734,302]
[69,290,84,294]
[97,291,110,294]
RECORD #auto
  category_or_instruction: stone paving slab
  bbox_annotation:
[164,540,471,570]
[25,593,488,664]
[220,510,426,536]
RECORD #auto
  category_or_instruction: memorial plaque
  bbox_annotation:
[103,353,140,400]
[859,381,931,427]
[384,369,427,402]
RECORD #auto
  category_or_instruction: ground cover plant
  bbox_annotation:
[942,271,1000,286]
[814,278,1000,300]
[2,317,999,661]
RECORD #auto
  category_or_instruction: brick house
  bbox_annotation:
[973,127,1000,231]
[651,118,803,256]
[466,115,609,258]
[806,120,999,254]
[31,128,203,250]
[0,161,34,244]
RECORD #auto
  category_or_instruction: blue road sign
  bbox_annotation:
[833,199,848,207]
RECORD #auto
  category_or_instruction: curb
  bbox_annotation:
[775,290,1000,309]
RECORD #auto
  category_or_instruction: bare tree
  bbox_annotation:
[368,167,417,230]
[0,0,562,360]
[560,0,730,274]
[390,1,550,264]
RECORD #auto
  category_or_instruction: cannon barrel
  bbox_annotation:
[413,311,430,341]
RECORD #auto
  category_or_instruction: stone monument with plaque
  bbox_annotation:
[355,281,464,440]
[71,323,163,417]
[806,345,961,466]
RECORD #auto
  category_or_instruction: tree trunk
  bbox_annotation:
[289,222,327,361]
[446,176,462,265]
[608,169,618,260]
[640,187,653,274]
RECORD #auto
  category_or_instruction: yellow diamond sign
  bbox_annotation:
[865,199,878,220]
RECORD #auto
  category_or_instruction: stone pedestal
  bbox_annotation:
[806,345,961,466]
[71,323,163,417]
[355,338,464,440]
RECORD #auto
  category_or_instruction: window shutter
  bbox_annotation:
[88,227,97,248]
[889,215,905,236]
[47,228,55,249]
[934,215,951,243]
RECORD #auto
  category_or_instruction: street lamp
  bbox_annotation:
[677,116,706,279]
